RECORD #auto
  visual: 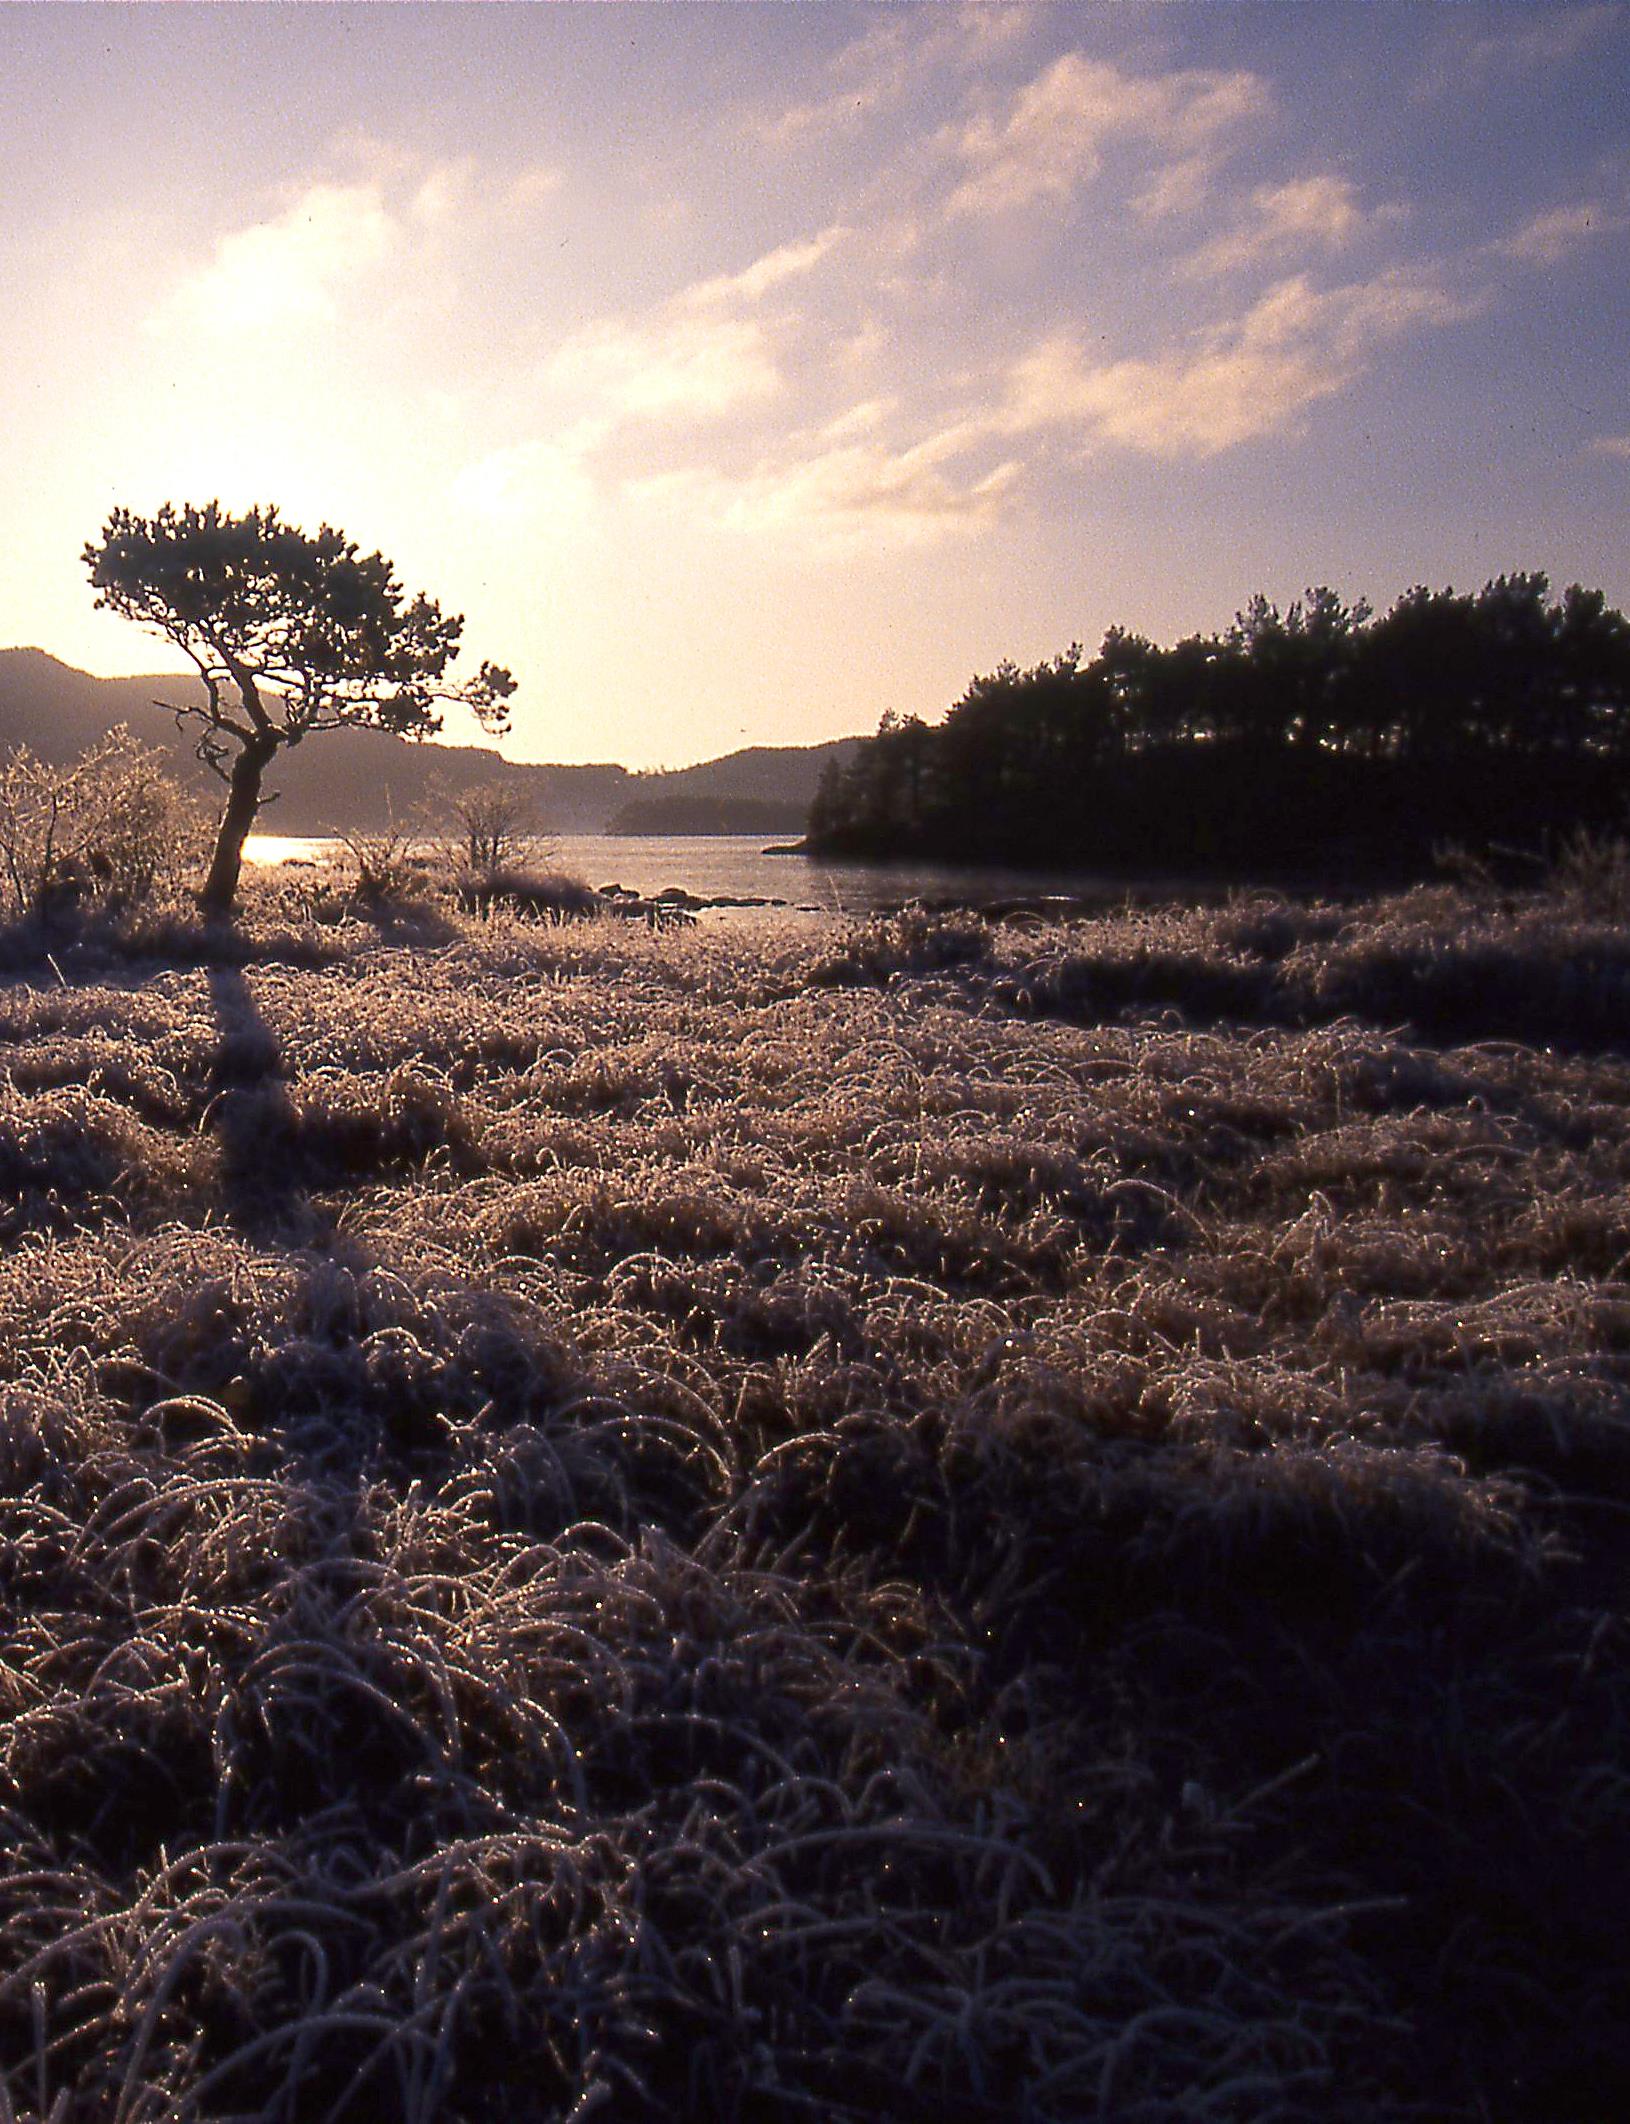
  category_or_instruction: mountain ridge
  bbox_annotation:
[0,650,861,835]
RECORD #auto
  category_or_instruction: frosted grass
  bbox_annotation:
[0,878,1625,2117]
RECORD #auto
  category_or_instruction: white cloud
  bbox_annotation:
[1414,6,1623,102]
[465,226,843,507]
[545,312,782,422]
[999,268,1479,458]
[542,232,849,424]
[756,18,917,146]
[1133,156,1221,223]
[152,181,397,336]
[947,51,1268,219]
[757,6,1029,146]
[631,424,1022,549]
[413,155,563,230]
[1590,434,1630,460]
[683,226,847,309]
[1185,174,1388,276]
[410,160,476,228]
[1494,199,1630,265]
[503,164,566,216]
[821,397,895,441]
[451,423,606,526]
[147,147,565,346]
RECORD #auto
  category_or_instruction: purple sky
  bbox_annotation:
[2,3,1627,766]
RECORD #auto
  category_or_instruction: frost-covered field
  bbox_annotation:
[1,883,1628,2120]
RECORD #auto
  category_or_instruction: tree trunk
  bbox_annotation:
[199,736,278,916]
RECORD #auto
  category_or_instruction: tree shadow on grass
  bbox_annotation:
[206,963,317,1245]
[201,960,465,1484]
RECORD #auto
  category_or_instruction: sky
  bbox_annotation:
[1,3,1627,769]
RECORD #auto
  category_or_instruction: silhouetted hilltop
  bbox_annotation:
[0,647,139,760]
[633,739,862,805]
[605,741,864,834]
[0,651,859,834]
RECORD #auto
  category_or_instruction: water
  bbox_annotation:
[244,833,1125,917]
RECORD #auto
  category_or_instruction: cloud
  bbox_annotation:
[460,226,843,513]
[821,398,896,441]
[148,148,567,345]
[502,164,566,216]
[756,18,918,145]
[408,160,476,229]
[1184,173,1390,276]
[946,51,1268,219]
[1133,156,1223,223]
[1413,5,1623,102]
[407,156,562,230]
[1464,4,1622,74]
[451,425,605,526]
[152,182,397,336]
[540,231,846,428]
[1590,434,1630,460]
[999,268,1479,458]
[757,6,1029,146]
[545,313,782,421]
[1493,199,1630,265]
[683,226,846,308]
[631,424,1022,548]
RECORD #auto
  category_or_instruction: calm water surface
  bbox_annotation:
[245,834,1128,917]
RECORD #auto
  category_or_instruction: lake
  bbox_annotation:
[243,833,1134,917]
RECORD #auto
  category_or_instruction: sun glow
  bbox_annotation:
[0,3,1625,763]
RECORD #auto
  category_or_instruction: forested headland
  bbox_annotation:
[807,574,1630,878]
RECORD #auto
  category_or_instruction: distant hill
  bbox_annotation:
[0,650,861,836]
[605,794,809,836]
[605,741,865,836]
[631,739,862,807]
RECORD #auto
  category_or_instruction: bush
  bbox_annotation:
[454,865,600,921]
[430,776,550,877]
[0,729,203,923]
[336,812,421,905]
[1548,824,1630,920]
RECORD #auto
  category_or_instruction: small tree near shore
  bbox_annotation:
[84,502,515,914]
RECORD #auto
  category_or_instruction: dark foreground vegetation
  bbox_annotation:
[1,859,1629,2120]
[809,572,1630,878]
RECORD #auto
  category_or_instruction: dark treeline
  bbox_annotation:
[606,792,807,836]
[807,574,1630,877]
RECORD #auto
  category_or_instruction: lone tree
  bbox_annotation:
[84,501,515,913]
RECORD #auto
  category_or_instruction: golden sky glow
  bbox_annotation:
[1,4,1627,766]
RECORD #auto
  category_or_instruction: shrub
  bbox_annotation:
[1548,823,1630,920]
[453,865,600,921]
[336,811,420,905]
[0,729,203,923]
[430,776,550,877]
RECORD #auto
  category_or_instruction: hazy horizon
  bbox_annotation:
[2,2,1627,768]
